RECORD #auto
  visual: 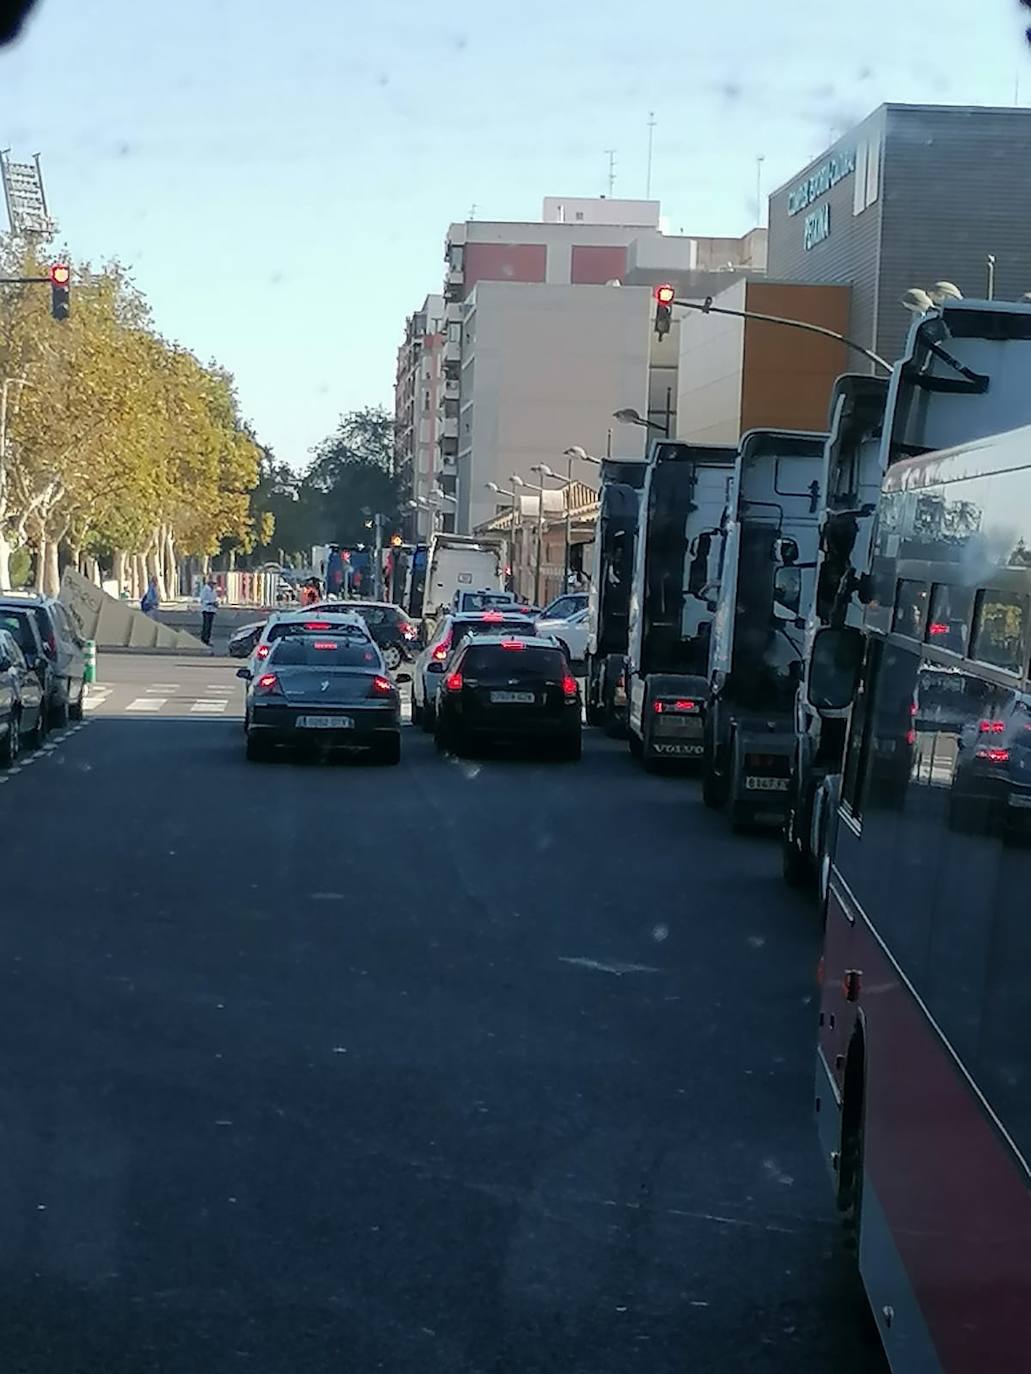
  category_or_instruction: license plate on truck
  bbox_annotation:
[296,715,353,729]
[744,776,789,791]
[490,691,534,704]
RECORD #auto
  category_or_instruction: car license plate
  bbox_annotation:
[744,776,789,791]
[296,715,353,729]
[490,691,534,704]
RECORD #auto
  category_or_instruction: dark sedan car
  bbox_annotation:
[308,600,419,670]
[238,632,407,764]
[0,627,44,764]
[227,620,267,658]
[434,635,581,760]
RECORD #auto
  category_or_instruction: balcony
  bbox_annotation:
[440,434,458,459]
[441,415,458,441]
[441,377,460,403]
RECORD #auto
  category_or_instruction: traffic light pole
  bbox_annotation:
[1,265,71,319]
[665,292,891,373]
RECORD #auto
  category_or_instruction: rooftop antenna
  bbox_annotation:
[468,202,477,220]
[755,154,765,226]
[604,149,616,197]
[645,113,656,198]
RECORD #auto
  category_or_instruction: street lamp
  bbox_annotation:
[613,406,665,433]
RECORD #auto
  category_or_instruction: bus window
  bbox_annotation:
[924,583,973,656]
[841,638,884,821]
[970,589,1029,675]
[892,578,929,639]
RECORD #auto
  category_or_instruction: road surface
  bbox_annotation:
[0,652,886,1373]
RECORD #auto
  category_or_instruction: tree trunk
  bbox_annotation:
[113,549,127,595]
[133,553,147,600]
[44,540,60,596]
[85,554,100,585]
[33,540,46,592]
[0,532,11,592]
[163,528,178,599]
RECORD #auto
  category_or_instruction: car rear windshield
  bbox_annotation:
[268,620,365,643]
[270,639,381,667]
[0,611,35,652]
[453,619,535,650]
[460,644,565,677]
[461,592,514,611]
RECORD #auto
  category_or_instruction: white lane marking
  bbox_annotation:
[191,700,228,713]
[558,956,662,976]
[126,698,165,712]
[83,697,103,711]
[151,683,180,690]
[206,684,234,692]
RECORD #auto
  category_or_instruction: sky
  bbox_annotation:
[1,0,1027,468]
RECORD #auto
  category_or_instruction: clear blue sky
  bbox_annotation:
[1,0,1026,466]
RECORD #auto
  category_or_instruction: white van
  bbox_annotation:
[423,535,506,624]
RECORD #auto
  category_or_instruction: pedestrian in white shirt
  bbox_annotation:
[199,578,219,646]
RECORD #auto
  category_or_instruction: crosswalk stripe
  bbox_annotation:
[191,700,228,713]
[126,698,165,712]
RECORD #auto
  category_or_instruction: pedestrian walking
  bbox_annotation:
[199,577,219,645]
[140,576,160,618]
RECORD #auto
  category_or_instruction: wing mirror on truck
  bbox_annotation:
[773,536,800,567]
[806,626,864,713]
[772,566,804,627]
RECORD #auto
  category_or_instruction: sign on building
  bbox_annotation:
[1,152,53,235]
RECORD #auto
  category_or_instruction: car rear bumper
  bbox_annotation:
[456,709,580,739]
[251,702,399,745]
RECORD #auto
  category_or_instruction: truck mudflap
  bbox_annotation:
[730,726,795,814]
[642,674,709,762]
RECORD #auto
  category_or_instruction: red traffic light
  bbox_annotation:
[655,284,675,305]
[50,264,70,286]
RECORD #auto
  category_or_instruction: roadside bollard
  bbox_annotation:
[84,640,97,684]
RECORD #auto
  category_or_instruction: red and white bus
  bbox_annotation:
[809,422,1031,1372]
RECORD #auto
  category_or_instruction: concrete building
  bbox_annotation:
[676,279,849,444]
[438,199,767,530]
[767,104,1031,371]
[394,294,447,541]
[457,281,652,533]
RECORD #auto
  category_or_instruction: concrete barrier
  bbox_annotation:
[59,568,209,652]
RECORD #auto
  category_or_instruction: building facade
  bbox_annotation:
[768,104,1031,371]
[394,294,446,541]
[676,279,850,444]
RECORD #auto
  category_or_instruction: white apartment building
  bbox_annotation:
[394,294,447,541]
[456,282,653,533]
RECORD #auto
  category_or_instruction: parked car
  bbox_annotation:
[0,593,87,727]
[536,591,588,622]
[536,606,589,663]
[238,629,407,765]
[0,626,45,765]
[227,620,267,658]
[434,635,582,761]
[412,611,538,730]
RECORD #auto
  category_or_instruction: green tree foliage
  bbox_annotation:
[0,237,263,592]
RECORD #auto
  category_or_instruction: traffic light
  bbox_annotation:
[50,263,70,321]
[654,283,675,338]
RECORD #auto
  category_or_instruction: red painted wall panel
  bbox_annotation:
[570,244,628,284]
[464,243,547,292]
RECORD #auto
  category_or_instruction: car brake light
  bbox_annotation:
[482,611,504,622]
[399,621,417,639]
[978,719,1005,734]
[445,670,463,692]
[432,631,452,661]
[674,699,697,713]
[561,673,578,698]
[256,672,279,692]
[312,640,337,650]
[500,639,525,650]
[976,746,1010,763]
[928,622,949,637]
[652,698,698,714]
[370,675,394,697]
[256,643,271,659]
[653,700,663,713]
[304,621,331,630]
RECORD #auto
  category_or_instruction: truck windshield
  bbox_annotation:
[641,461,709,675]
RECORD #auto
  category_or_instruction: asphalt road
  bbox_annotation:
[0,652,886,1374]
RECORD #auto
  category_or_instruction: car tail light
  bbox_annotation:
[976,746,1010,764]
[256,672,279,693]
[370,675,394,697]
[445,671,463,692]
[978,719,1005,734]
[256,643,271,660]
[432,630,452,661]
[561,673,578,698]
[399,621,418,640]
[500,639,525,650]
[653,698,699,714]
[312,640,338,650]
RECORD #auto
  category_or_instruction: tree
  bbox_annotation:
[303,406,400,546]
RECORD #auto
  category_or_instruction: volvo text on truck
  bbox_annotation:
[625,441,736,767]
[783,297,1031,890]
[701,428,826,827]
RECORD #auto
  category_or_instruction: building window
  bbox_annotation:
[853,135,881,216]
[970,589,1029,675]
[423,391,430,412]
[892,579,929,640]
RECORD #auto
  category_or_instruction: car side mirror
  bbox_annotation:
[807,626,864,712]
[394,671,412,684]
[236,667,252,680]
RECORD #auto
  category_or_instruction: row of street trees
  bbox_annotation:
[0,238,264,597]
